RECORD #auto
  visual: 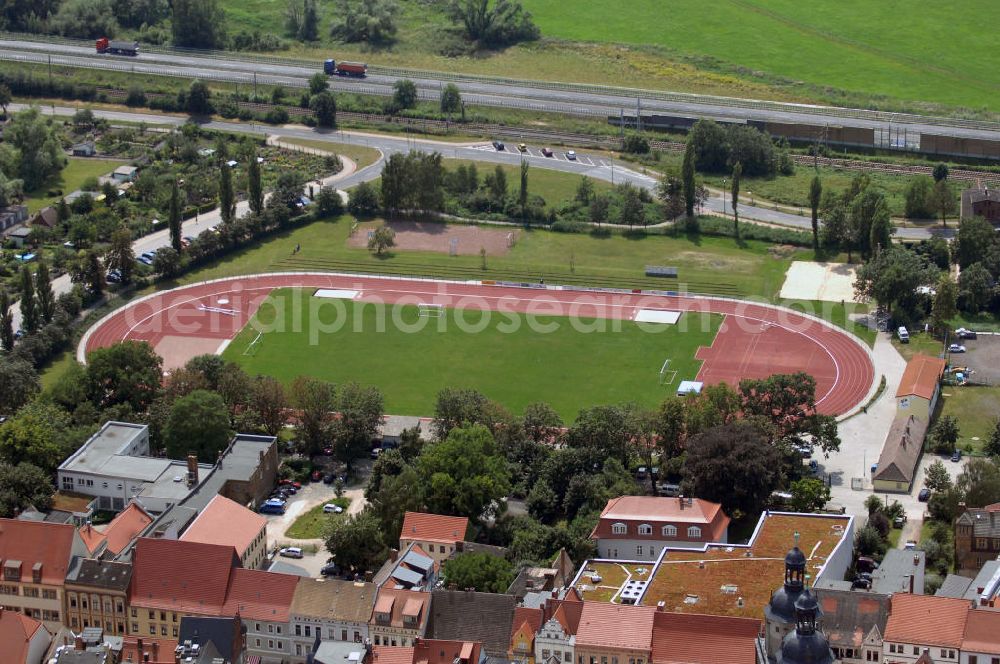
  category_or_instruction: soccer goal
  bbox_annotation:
[243,330,264,356]
[658,358,678,386]
[418,303,444,318]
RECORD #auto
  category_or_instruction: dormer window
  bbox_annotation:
[611,523,626,535]
[3,561,21,582]
[376,612,391,625]
[637,524,652,535]
[687,526,702,538]
[661,525,677,537]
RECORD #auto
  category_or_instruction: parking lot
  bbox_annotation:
[468,142,613,168]
[952,332,1000,385]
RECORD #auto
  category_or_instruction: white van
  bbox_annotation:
[897,326,909,343]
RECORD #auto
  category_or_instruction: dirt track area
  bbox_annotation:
[779,261,860,303]
[347,220,518,256]
[958,334,1000,385]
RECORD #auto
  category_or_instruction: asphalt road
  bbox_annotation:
[3,38,1000,144]
[6,103,942,333]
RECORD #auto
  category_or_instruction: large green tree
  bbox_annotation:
[18,266,38,334]
[3,107,65,190]
[954,216,996,269]
[0,356,39,418]
[105,227,136,285]
[324,508,389,572]
[168,180,182,252]
[0,461,53,517]
[417,425,510,521]
[248,147,264,214]
[683,421,781,517]
[291,376,335,455]
[34,261,55,324]
[854,246,937,322]
[85,341,163,411]
[0,401,75,472]
[440,83,462,114]
[441,552,514,592]
[219,163,235,225]
[310,91,337,128]
[0,291,14,352]
[164,390,231,461]
[330,0,399,44]
[448,0,539,47]
[333,382,384,466]
[681,141,696,218]
[172,0,227,48]
[809,175,822,252]
[930,274,959,333]
[730,161,742,239]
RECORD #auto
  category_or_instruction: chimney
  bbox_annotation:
[389,549,399,562]
[187,454,198,485]
[678,496,684,510]
[737,596,745,608]
[656,601,665,611]
[75,635,85,650]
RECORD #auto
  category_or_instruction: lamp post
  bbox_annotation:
[722,178,728,214]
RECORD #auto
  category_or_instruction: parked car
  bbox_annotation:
[279,479,302,489]
[259,501,285,515]
[492,140,505,151]
[542,147,554,157]
[279,547,304,559]
[321,562,341,576]
[951,449,962,462]
[106,269,122,283]
[808,459,820,474]
[566,150,577,160]
[183,235,195,245]
[311,470,322,482]
[795,444,813,459]
[948,344,966,353]
[918,488,931,502]
[323,473,335,484]
[657,483,681,497]
[323,503,344,514]
[370,447,382,459]
[518,143,528,152]
[956,327,977,339]
[322,447,334,456]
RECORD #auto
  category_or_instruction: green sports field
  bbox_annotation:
[223,288,722,419]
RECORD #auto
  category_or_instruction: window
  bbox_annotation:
[131,608,137,618]
[172,613,177,623]
[687,526,702,538]
[0,584,18,596]
[914,647,919,655]
[131,623,138,633]
[268,624,274,633]
[278,641,283,650]
[172,627,178,637]
[296,645,302,656]
[70,595,78,608]
[269,640,274,649]
[637,524,652,535]
[277,625,281,634]
[148,610,154,619]
[969,657,978,664]
[102,482,108,488]
[161,625,167,636]
[355,631,361,642]
[295,625,302,636]
[611,522,627,535]
[305,625,311,637]
[23,587,39,598]
[342,629,348,641]
[256,639,261,648]
[149,626,155,635]
[565,653,571,662]
[636,545,644,556]
[256,623,261,632]
[71,618,79,628]
[662,525,677,537]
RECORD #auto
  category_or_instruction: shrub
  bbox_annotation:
[264,107,290,125]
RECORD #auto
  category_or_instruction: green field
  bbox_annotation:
[25,158,127,213]
[939,385,1000,455]
[275,137,383,171]
[223,288,722,419]
[285,498,350,539]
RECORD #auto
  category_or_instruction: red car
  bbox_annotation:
[279,479,302,489]
[311,470,322,482]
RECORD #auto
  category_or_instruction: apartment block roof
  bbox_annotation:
[180,494,267,557]
[291,578,376,623]
[400,512,469,545]
[598,496,724,525]
[576,602,655,652]
[222,567,298,622]
[0,519,77,585]
[130,538,239,614]
[650,611,760,664]
[427,589,515,657]
[895,354,946,401]
[884,593,969,649]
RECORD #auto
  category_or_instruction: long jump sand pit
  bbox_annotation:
[348,220,518,256]
[779,261,860,303]
[156,335,227,372]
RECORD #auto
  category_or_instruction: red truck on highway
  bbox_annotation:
[96,38,139,56]
[323,59,366,77]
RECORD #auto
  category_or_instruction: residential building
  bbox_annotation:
[8,225,33,247]
[524,591,583,664]
[370,639,483,664]
[955,503,1000,576]
[78,502,153,559]
[510,606,543,664]
[0,607,52,664]
[63,558,132,635]
[882,593,968,663]
[176,615,245,664]
[29,206,59,229]
[316,641,375,664]
[650,610,761,664]
[895,354,947,422]
[0,203,28,232]
[379,416,433,447]
[872,414,929,493]
[52,628,117,664]
[373,544,438,591]
[871,549,926,595]
[127,538,240,638]
[426,589,515,658]
[961,186,1000,225]
[370,588,430,648]
[289,578,375,663]
[0,519,88,631]
[56,422,207,514]
[590,496,730,559]
[960,609,1000,664]
[508,550,575,601]
[813,588,889,664]
[112,166,138,183]
[574,602,655,664]
[223,568,299,664]
[180,494,268,569]
[399,512,469,563]
[72,142,96,157]
[118,636,177,664]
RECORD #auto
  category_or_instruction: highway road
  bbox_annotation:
[5,103,944,333]
[3,37,1000,145]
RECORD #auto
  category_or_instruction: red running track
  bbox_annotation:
[81,274,875,416]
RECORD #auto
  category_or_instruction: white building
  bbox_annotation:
[56,422,210,513]
[288,579,375,663]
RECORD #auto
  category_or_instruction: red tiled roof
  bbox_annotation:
[0,519,76,585]
[222,568,298,622]
[0,608,48,664]
[962,608,1000,655]
[895,354,946,400]
[592,496,730,543]
[79,523,106,555]
[103,503,153,555]
[414,638,482,664]
[374,646,416,664]
[372,588,428,629]
[180,495,267,557]
[120,636,177,664]
[576,602,655,651]
[884,593,969,649]
[651,611,760,664]
[130,538,239,614]
[400,512,469,544]
[511,606,544,642]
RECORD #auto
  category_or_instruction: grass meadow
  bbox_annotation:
[223,288,722,419]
